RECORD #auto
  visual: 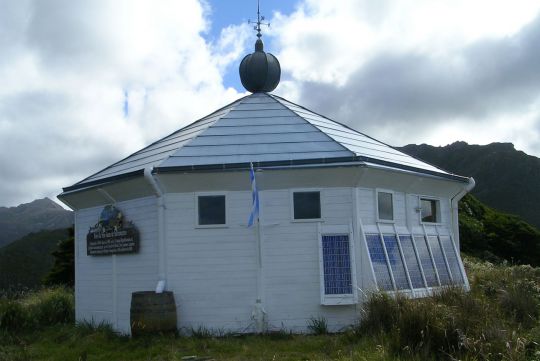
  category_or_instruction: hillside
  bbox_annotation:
[0,198,73,248]
[459,194,540,266]
[399,142,540,228]
[0,228,71,290]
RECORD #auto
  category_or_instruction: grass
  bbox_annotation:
[1,258,539,360]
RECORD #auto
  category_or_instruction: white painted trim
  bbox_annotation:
[194,191,229,228]
[289,188,323,222]
[112,254,117,329]
[375,188,395,223]
[318,224,356,305]
[74,212,79,322]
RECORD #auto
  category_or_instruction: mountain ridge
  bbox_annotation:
[399,141,540,228]
[0,197,73,248]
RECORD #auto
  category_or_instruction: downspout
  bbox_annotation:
[144,168,167,289]
[450,177,475,250]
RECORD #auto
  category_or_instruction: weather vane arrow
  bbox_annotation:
[248,0,270,38]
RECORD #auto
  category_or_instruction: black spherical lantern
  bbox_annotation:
[239,39,281,93]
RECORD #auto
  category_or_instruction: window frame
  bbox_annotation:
[419,196,442,224]
[290,188,323,222]
[376,189,395,223]
[194,192,229,228]
[317,223,357,305]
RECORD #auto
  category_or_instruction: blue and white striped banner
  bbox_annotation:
[248,163,260,227]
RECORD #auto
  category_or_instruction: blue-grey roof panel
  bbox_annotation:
[65,92,459,191]
[159,151,354,168]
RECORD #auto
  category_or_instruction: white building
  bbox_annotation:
[59,31,474,335]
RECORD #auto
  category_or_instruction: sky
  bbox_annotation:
[1,0,540,207]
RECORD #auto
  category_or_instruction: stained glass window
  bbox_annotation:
[321,235,353,294]
[399,235,425,289]
[366,234,394,291]
[383,235,410,290]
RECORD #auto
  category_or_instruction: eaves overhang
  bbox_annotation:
[59,155,469,196]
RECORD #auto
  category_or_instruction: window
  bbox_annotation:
[413,235,439,287]
[421,198,439,223]
[365,234,394,291]
[318,224,355,305]
[428,236,451,285]
[364,232,467,295]
[197,195,226,226]
[383,235,410,290]
[293,191,321,220]
[439,236,465,284]
[377,191,394,221]
[399,235,426,289]
[321,235,353,295]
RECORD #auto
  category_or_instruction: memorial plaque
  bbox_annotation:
[87,205,140,256]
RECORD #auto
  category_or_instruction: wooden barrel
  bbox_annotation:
[130,291,177,336]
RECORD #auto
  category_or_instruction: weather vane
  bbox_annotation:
[248,0,270,38]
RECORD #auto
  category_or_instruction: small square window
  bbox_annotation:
[377,191,394,221]
[198,195,226,225]
[293,191,321,220]
[421,198,439,223]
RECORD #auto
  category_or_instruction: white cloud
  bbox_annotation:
[270,0,540,156]
[0,0,246,206]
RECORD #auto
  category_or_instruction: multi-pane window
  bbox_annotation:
[377,192,394,221]
[428,236,452,285]
[413,236,439,287]
[383,235,410,290]
[399,235,426,289]
[197,195,226,225]
[365,233,466,293]
[439,236,465,284]
[421,198,439,223]
[321,235,353,295]
[365,234,394,291]
[293,191,321,220]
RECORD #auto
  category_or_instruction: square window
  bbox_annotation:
[377,192,394,221]
[421,198,439,223]
[198,195,226,225]
[293,191,321,220]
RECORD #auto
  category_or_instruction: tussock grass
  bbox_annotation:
[0,259,539,360]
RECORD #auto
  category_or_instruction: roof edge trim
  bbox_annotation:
[61,169,145,193]
[154,156,469,183]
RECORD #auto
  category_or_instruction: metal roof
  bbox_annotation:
[63,92,466,192]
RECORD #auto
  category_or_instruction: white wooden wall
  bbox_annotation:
[75,196,159,333]
[74,183,456,334]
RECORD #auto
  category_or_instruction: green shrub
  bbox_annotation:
[307,316,328,335]
[499,281,539,328]
[190,325,213,338]
[27,288,74,327]
[0,300,28,332]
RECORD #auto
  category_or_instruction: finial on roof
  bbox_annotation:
[239,0,281,93]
